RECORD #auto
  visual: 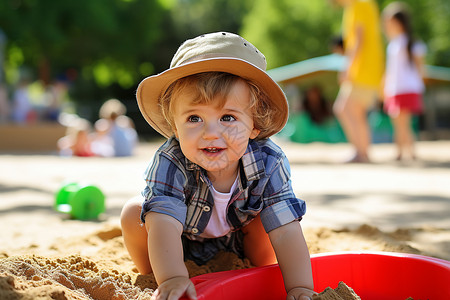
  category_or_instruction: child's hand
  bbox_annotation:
[151,276,197,300]
[286,287,317,300]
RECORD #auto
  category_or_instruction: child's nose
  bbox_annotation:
[202,121,220,140]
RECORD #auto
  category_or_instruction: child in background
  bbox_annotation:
[120,32,315,300]
[57,117,94,157]
[90,119,115,157]
[98,98,137,157]
[382,2,426,161]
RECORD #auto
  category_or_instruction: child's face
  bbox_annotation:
[383,16,402,40]
[172,80,260,178]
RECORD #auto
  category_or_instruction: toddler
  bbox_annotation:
[121,32,314,300]
[382,2,426,161]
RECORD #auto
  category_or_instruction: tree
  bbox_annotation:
[0,0,167,88]
[169,0,252,39]
[241,0,341,69]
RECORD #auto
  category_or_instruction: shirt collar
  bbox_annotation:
[241,139,266,181]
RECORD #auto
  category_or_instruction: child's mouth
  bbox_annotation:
[202,147,224,154]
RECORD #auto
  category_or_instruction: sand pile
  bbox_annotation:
[312,282,418,300]
[0,255,149,300]
[0,251,253,300]
[0,223,432,300]
[313,282,360,300]
[0,224,255,300]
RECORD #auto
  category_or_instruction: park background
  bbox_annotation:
[0,0,449,138]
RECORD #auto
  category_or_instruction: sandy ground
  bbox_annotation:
[1,139,449,299]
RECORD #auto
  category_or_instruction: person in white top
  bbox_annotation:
[382,2,426,161]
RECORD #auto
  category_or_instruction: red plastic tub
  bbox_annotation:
[181,252,450,300]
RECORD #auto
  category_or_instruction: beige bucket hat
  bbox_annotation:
[136,32,288,139]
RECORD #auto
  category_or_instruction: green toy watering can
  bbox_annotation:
[55,183,105,220]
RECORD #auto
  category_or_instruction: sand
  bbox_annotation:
[313,282,360,300]
[0,224,254,299]
[0,223,439,299]
[1,140,449,299]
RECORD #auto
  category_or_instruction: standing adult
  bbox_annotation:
[333,0,384,163]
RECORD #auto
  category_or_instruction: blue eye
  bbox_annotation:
[221,115,236,122]
[188,115,202,122]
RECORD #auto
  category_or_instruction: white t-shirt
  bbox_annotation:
[201,177,239,238]
[384,34,426,97]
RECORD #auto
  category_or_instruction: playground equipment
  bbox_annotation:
[55,183,105,220]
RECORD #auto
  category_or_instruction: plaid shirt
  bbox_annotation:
[141,137,306,240]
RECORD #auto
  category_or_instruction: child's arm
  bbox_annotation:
[413,53,426,80]
[268,221,315,300]
[145,212,197,300]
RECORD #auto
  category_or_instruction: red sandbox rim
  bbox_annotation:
[181,251,450,300]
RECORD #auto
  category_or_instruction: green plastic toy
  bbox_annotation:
[55,183,105,220]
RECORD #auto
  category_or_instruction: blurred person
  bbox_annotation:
[382,2,426,161]
[11,78,35,123]
[90,118,115,157]
[330,35,344,56]
[99,98,137,157]
[302,86,332,125]
[332,0,384,163]
[57,117,94,157]
[329,36,346,84]
[0,84,9,123]
[42,77,68,122]
[116,114,138,150]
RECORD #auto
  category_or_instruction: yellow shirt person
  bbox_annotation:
[333,0,384,163]
[342,0,384,89]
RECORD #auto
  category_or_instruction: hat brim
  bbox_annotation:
[136,57,288,139]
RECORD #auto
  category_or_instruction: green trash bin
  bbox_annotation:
[55,183,105,220]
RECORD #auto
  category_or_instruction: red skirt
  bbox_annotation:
[384,93,423,116]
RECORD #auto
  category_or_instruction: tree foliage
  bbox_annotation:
[0,0,167,88]
[241,0,342,69]
[170,0,252,39]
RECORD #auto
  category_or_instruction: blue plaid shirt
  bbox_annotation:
[141,137,306,240]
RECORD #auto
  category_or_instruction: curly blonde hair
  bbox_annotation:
[159,72,276,140]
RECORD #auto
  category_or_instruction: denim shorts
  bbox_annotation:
[182,230,245,265]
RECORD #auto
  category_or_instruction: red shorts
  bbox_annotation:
[384,93,423,116]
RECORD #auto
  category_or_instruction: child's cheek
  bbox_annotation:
[224,127,251,154]
[179,126,201,139]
